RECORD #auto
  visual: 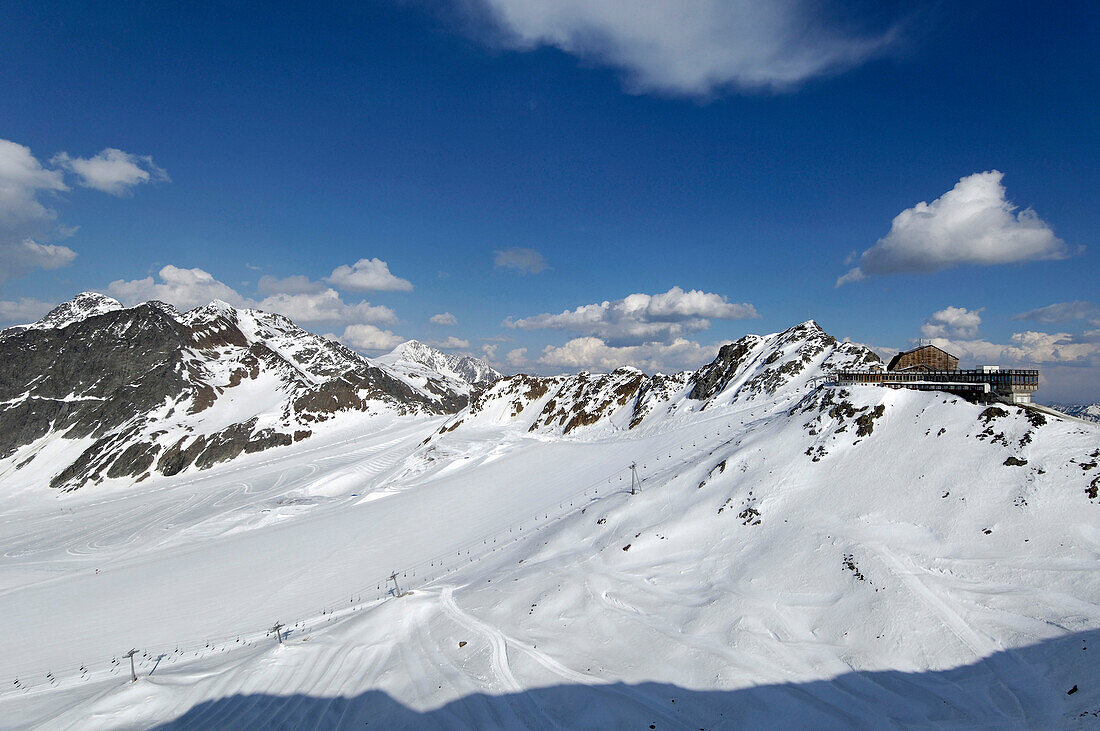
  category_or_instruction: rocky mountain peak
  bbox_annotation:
[689,321,879,403]
[0,295,475,490]
[380,340,502,389]
[15,291,124,334]
[442,321,884,442]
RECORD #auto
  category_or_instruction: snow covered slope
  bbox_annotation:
[0,295,470,490]
[0,320,1098,728]
[442,320,880,438]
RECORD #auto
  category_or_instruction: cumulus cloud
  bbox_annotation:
[838,171,1075,286]
[430,311,458,326]
[52,148,169,196]
[1012,300,1098,324]
[0,297,56,326]
[470,0,898,96]
[257,274,326,295]
[1,138,171,282]
[107,265,248,310]
[2,239,77,277]
[0,139,68,226]
[538,336,716,372]
[339,323,405,352]
[493,247,547,274]
[326,258,413,292]
[109,265,401,330]
[256,288,396,325]
[920,306,983,339]
[928,331,1100,366]
[428,336,472,350]
[0,139,76,281]
[506,286,758,346]
[506,347,528,368]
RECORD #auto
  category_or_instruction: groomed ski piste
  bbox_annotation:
[1,364,1099,727]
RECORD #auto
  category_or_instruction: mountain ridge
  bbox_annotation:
[0,294,471,489]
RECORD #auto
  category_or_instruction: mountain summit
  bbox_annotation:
[0,295,472,489]
[377,339,503,393]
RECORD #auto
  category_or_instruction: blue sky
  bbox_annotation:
[1,1,1097,401]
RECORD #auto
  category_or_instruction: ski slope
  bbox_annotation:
[1,385,1098,728]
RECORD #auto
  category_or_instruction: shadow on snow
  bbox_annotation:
[156,628,1099,729]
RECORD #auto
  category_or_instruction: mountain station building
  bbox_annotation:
[834,344,1039,404]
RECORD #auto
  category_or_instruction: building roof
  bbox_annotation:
[887,344,958,371]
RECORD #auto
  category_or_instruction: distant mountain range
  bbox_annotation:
[0,293,492,489]
[376,339,502,398]
[4,292,1098,494]
[1050,403,1100,423]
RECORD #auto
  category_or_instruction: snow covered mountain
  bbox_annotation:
[440,320,882,438]
[0,292,125,336]
[1052,403,1100,423]
[376,339,502,397]
[1,316,1098,727]
[0,294,471,490]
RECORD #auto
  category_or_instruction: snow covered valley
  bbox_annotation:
[0,313,1098,728]
[1,386,1098,728]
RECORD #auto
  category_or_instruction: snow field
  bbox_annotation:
[0,385,1098,727]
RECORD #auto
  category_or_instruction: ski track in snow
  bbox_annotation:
[439,586,522,695]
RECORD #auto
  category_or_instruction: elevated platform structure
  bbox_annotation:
[833,368,1039,404]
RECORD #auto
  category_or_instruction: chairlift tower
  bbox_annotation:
[630,462,640,495]
[124,649,138,682]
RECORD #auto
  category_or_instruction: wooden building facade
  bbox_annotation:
[887,344,959,372]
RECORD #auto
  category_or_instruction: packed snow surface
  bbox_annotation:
[1,321,1098,728]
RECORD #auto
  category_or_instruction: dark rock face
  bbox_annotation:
[690,321,881,403]
[445,321,883,442]
[689,338,762,401]
[0,304,191,459]
[690,318,880,402]
[1,296,474,490]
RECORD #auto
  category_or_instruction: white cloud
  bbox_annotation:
[340,323,405,352]
[0,139,68,225]
[834,267,866,287]
[0,297,56,326]
[929,331,1100,366]
[430,311,458,326]
[1012,301,1098,324]
[506,286,758,346]
[0,139,75,281]
[257,274,326,295]
[506,347,528,367]
[108,266,400,329]
[0,138,170,282]
[52,148,169,196]
[838,171,1075,286]
[107,265,248,310]
[3,238,77,274]
[256,288,396,325]
[538,336,716,372]
[428,336,472,350]
[471,0,898,96]
[493,247,547,274]
[920,306,983,339]
[326,258,413,292]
